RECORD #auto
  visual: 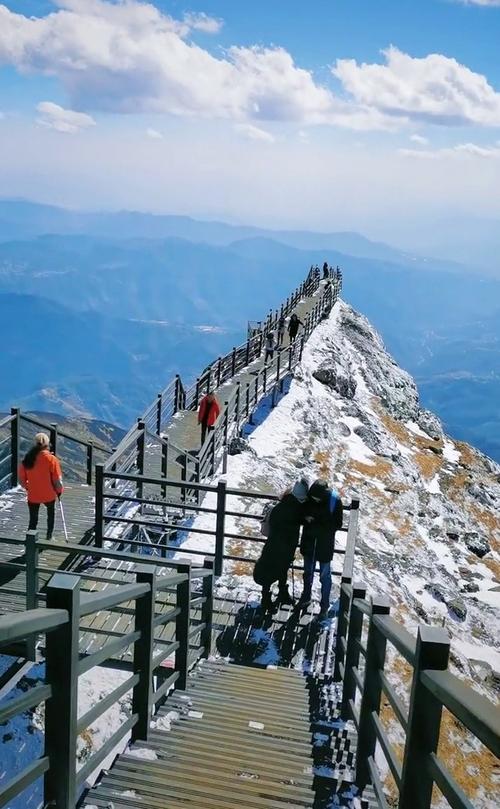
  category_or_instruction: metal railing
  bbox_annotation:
[94,470,359,576]
[0,559,214,808]
[335,583,500,809]
[0,409,112,493]
[96,273,341,544]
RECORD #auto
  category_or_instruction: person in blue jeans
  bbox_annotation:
[298,479,343,619]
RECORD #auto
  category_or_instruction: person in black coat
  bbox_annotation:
[299,479,343,618]
[253,478,309,611]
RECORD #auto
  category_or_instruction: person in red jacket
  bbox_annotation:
[197,392,220,446]
[19,432,64,540]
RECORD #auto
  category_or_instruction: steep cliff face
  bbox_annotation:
[219,301,499,675]
[196,299,499,804]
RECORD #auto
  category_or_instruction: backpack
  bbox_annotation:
[329,491,339,513]
[260,502,275,536]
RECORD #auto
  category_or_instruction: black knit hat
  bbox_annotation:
[309,479,329,502]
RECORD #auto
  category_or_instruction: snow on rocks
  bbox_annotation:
[181,301,499,710]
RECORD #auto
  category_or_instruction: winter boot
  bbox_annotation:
[261,589,274,613]
[277,585,294,607]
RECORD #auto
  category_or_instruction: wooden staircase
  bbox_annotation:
[84,660,378,808]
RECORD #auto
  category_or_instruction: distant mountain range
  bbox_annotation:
[0,199,498,461]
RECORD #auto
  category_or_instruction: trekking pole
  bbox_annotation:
[58,497,69,542]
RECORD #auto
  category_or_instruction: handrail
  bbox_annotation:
[337,585,499,809]
[0,607,68,644]
[421,669,500,757]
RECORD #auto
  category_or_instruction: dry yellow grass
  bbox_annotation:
[379,411,412,445]
[482,557,500,581]
[470,504,500,547]
[455,440,479,469]
[314,450,331,479]
[351,458,393,480]
[413,450,443,479]
[435,710,499,803]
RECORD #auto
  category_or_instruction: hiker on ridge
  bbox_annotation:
[19,432,64,541]
[277,314,286,346]
[253,478,309,612]
[288,313,303,343]
[298,479,343,620]
[264,331,276,363]
[197,391,220,446]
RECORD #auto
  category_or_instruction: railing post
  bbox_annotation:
[214,480,227,576]
[136,419,145,501]
[174,375,181,414]
[175,562,191,691]
[180,453,187,503]
[194,378,200,409]
[201,559,214,659]
[156,392,162,436]
[276,351,281,384]
[50,422,58,457]
[231,347,237,377]
[234,381,241,425]
[258,332,263,358]
[299,336,305,361]
[334,579,352,682]
[399,626,450,809]
[86,441,93,485]
[132,566,156,742]
[263,365,267,393]
[210,431,216,477]
[245,339,250,366]
[161,437,169,500]
[25,530,39,661]
[288,345,293,371]
[10,407,20,487]
[223,402,229,448]
[341,583,367,719]
[245,382,251,421]
[44,573,80,809]
[355,596,391,790]
[94,463,104,547]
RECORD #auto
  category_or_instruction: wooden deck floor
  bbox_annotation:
[84,659,378,809]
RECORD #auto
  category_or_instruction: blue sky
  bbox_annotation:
[0,0,499,245]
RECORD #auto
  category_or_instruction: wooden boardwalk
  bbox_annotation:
[0,483,96,615]
[84,659,377,809]
[162,284,329,455]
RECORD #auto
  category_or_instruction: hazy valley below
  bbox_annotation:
[0,200,498,460]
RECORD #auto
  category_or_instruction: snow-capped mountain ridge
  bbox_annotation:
[198,299,499,805]
[215,300,499,687]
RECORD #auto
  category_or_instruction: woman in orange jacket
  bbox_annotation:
[19,433,64,540]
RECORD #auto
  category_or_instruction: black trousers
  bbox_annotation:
[28,500,56,538]
[201,421,214,445]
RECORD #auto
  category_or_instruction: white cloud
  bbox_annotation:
[35,101,96,134]
[456,1,500,6]
[183,12,223,34]
[333,46,500,127]
[0,2,499,134]
[410,134,429,145]
[399,142,500,159]
[234,123,275,143]
[146,127,163,139]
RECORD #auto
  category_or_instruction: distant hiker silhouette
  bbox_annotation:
[277,315,286,346]
[288,313,302,343]
[197,392,220,445]
[264,331,276,363]
[323,262,329,280]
